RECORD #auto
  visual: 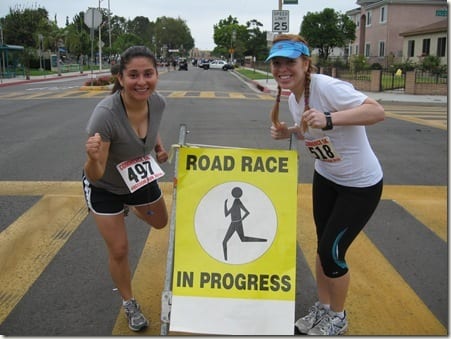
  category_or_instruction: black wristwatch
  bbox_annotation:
[322,111,333,131]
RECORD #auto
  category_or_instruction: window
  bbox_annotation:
[422,38,430,55]
[437,37,446,57]
[407,40,415,57]
[366,11,372,26]
[379,41,385,57]
[365,43,371,57]
[355,45,359,54]
[380,6,387,23]
[356,15,360,27]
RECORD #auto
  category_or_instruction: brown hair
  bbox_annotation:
[269,34,316,132]
[111,45,158,94]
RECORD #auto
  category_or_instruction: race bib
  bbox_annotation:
[305,136,341,162]
[116,154,165,193]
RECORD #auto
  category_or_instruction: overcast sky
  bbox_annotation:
[1,0,358,50]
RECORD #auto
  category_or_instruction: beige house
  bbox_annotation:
[399,19,448,64]
[346,0,448,67]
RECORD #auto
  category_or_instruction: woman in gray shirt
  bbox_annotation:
[82,46,168,332]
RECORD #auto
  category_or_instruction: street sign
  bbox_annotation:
[84,8,102,29]
[283,0,298,4]
[272,10,289,32]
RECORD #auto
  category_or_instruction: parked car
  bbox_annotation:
[206,59,234,71]
[178,58,188,71]
[198,59,210,69]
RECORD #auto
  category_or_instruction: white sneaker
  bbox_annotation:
[307,310,348,336]
[123,299,149,331]
[294,301,328,334]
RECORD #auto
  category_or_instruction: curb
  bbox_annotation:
[251,80,291,97]
[0,73,88,88]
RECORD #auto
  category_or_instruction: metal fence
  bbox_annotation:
[415,70,448,84]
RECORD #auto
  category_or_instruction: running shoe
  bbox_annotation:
[294,301,327,334]
[307,310,348,335]
[123,299,149,331]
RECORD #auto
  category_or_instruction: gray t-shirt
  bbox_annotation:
[86,90,166,194]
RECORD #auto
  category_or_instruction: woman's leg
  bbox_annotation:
[131,195,168,229]
[93,212,133,301]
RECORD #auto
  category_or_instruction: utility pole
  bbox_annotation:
[108,0,111,51]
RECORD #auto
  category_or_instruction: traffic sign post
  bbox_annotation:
[84,8,102,80]
[272,10,289,32]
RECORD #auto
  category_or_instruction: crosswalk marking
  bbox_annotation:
[0,181,446,335]
[112,183,173,335]
[383,104,447,130]
[297,184,446,335]
[0,194,87,324]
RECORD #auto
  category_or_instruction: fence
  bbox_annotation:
[325,67,446,95]
[251,61,446,95]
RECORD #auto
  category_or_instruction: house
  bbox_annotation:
[399,19,448,64]
[346,0,448,67]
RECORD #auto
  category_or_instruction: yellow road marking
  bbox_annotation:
[229,92,246,99]
[297,184,446,335]
[385,111,447,130]
[381,185,447,240]
[167,91,187,98]
[0,182,446,334]
[112,182,173,335]
[199,91,215,98]
[0,194,87,324]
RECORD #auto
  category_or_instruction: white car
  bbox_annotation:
[206,60,234,71]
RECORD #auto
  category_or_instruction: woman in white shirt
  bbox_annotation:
[267,34,384,336]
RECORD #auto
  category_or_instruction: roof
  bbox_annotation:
[0,44,25,51]
[399,19,448,36]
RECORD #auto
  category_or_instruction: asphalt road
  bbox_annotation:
[0,66,447,335]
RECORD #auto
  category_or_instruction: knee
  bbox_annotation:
[109,243,128,261]
[318,247,349,278]
[151,214,168,229]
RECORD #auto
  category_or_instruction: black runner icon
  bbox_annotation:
[222,186,267,261]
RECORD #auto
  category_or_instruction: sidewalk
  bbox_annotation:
[0,69,112,88]
[239,68,447,106]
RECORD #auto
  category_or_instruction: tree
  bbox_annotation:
[154,16,194,58]
[2,5,56,47]
[300,8,356,62]
[244,19,268,62]
[213,15,248,60]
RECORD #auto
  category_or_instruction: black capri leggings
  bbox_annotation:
[313,171,383,278]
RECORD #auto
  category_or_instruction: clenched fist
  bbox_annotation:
[86,132,102,161]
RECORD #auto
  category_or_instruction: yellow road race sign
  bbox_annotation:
[169,146,298,335]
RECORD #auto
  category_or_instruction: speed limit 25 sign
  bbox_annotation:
[272,10,289,32]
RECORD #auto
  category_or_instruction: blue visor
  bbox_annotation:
[265,40,310,62]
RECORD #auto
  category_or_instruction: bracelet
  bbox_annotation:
[322,111,333,131]
[154,144,163,153]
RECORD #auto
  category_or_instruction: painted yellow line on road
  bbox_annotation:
[385,111,447,130]
[0,181,83,196]
[168,91,187,98]
[0,182,446,334]
[199,91,215,98]
[0,194,87,324]
[112,182,173,335]
[297,184,446,335]
[229,92,246,99]
[382,185,447,241]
